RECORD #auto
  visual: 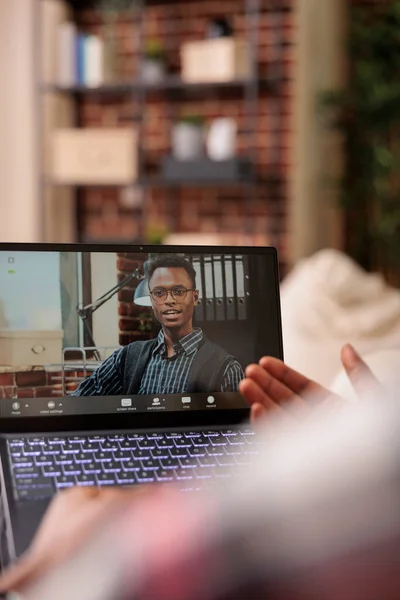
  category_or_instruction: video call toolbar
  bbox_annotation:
[0,393,248,419]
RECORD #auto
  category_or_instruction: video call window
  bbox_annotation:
[0,250,281,408]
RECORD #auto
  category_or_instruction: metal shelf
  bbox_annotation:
[40,76,281,97]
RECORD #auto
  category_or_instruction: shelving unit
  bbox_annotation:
[35,0,288,246]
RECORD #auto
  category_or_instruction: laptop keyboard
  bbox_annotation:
[7,429,261,501]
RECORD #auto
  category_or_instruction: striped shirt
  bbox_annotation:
[70,328,244,397]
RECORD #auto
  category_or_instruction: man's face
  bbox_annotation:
[148,267,199,330]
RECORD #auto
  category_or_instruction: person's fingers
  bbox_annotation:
[250,402,267,424]
[239,377,283,413]
[258,357,333,404]
[245,363,310,416]
[341,344,381,399]
[0,486,150,593]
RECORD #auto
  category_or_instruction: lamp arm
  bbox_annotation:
[77,268,142,321]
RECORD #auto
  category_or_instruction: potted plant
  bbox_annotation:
[318,1,400,284]
[172,114,205,161]
[141,39,166,83]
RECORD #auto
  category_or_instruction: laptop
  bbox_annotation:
[0,243,283,564]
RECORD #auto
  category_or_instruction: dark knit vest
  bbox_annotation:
[120,336,234,394]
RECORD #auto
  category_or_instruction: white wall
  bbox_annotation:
[0,251,61,330]
[91,253,120,351]
[0,0,40,242]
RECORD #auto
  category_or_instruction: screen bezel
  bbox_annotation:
[0,242,283,433]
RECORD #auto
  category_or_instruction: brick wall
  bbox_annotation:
[76,0,295,268]
[0,369,79,399]
[117,253,155,346]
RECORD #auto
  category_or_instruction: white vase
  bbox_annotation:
[207,118,237,160]
[172,123,204,161]
[140,59,165,84]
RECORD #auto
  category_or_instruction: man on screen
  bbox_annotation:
[70,255,244,396]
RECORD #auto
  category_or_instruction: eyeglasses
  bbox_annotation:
[149,286,195,304]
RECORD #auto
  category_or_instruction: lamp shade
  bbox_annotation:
[133,279,152,307]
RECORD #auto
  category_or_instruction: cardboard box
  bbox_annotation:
[52,128,137,185]
[0,330,64,367]
[181,38,250,83]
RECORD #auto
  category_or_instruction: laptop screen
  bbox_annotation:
[0,246,282,419]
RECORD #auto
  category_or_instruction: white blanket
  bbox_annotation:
[280,249,400,396]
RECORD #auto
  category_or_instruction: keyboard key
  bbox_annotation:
[189,447,206,458]
[23,447,42,456]
[81,442,100,453]
[14,466,37,477]
[47,437,66,445]
[56,475,76,488]
[17,486,53,500]
[133,450,151,461]
[156,470,174,482]
[184,432,202,438]
[169,447,189,458]
[75,452,93,463]
[227,437,245,446]
[28,437,46,445]
[113,450,133,462]
[88,435,106,443]
[83,462,101,474]
[138,440,155,450]
[198,457,216,468]
[127,433,144,441]
[213,466,233,478]
[140,459,160,471]
[161,458,180,470]
[103,462,122,473]
[69,436,86,444]
[173,438,192,448]
[123,461,140,472]
[93,452,113,463]
[116,472,136,485]
[97,473,116,485]
[42,445,60,455]
[165,433,182,439]
[156,439,174,449]
[11,456,33,466]
[239,429,255,436]
[235,455,251,466]
[221,430,239,437]
[76,474,96,486]
[175,468,194,480]
[101,441,119,452]
[207,447,225,456]
[7,439,25,448]
[192,437,210,447]
[151,449,169,460]
[146,433,164,440]
[136,470,156,483]
[210,436,228,446]
[179,457,197,469]
[63,444,80,454]
[194,468,212,480]
[119,440,136,450]
[54,454,73,465]
[204,431,219,437]
[42,465,62,477]
[224,446,241,456]
[217,456,236,467]
[108,434,125,441]
[15,476,51,487]
[63,464,82,476]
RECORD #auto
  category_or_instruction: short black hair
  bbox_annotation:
[145,254,197,289]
